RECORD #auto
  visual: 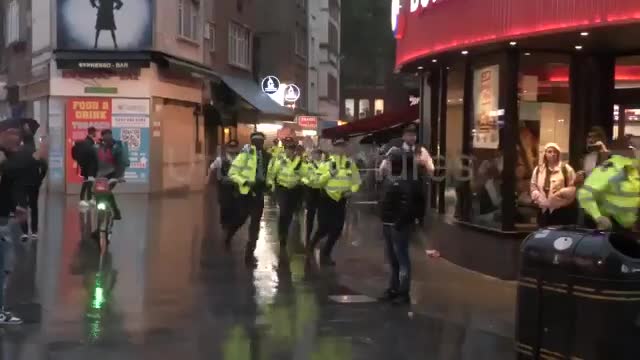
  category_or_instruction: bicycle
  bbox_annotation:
[92,178,122,255]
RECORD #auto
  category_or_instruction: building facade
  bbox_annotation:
[1,0,292,194]
[307,0,341,122]
[395,0,640,279]
[256,0,308,111]
[340,0,409,123]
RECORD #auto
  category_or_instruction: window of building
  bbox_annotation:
[178,0,199,41]
[329,0,340,22]
[228,22,251,69]
[516,53,571,227]
[327,74,337,101]
[205,22,215,52]
[358,99,370,118]
[328,22,339,55]
[5,0,20,45]
[374,99,384,115]
[345,99,355,121]
[295,27,306,58]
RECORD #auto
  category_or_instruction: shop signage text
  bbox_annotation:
[57,59,150,71]
[410,0,447,13]
[297,116,318,129]
[62,69,140,80]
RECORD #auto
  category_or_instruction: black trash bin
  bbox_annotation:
[516,226,640,360]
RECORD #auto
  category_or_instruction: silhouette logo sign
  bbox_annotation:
[261,76,281,95]
[57,0,153,50]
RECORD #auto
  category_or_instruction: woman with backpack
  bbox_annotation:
[530,143,577,227]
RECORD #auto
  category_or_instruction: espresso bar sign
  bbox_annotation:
[410,0,447,12]
[57,59,150,71]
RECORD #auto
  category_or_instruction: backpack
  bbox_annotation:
[71,140,87,166]
[118,141,130,168]
[534,164,570,188]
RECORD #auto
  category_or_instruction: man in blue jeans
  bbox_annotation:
[378,147,417,305]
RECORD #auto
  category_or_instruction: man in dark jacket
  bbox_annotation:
[378,147,416,306]
[96,129,128,220]
[76,127,99,206]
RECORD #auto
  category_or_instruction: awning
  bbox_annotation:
[152,53,219,79]
[321,105,419,139]
[219,75,294,119]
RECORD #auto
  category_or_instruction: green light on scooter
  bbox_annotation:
[97,202,107,211]
[93,287,105,309]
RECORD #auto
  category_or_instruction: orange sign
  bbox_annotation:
[66,98,112,184]
[297,116,318,129]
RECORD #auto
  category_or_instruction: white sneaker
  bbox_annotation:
[30,233,38,240]
[20,234,29,242]
[0,311,22,325]
[89,199,97,207]
[79,200,89,208]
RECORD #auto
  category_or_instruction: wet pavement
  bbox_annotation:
[0,190,516,359]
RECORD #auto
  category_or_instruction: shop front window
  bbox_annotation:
[469,62,503,229]
[615,56,640,147]
[444,66,465,220]
[516,53,571,226]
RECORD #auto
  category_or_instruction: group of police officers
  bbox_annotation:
[210,131,360,266]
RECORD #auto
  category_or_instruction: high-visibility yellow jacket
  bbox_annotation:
[301,160,325,189]
[315,155,361,201]
[267,155,304,190]
[578,155,640,229]
[228,145,269,195]
[269,145,284,160]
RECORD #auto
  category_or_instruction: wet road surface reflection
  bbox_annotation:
[0,192,514,360]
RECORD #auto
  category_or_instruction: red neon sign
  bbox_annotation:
[396,0,640,68]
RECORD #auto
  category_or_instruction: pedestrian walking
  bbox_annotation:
[267,138,305,247]
[302,149,325,244]
[307,137,361,266]
[378,147,417,306]
[72,127,99,206]
[208,140,240,235]
[226,132,272,266]
[530,143,577,227]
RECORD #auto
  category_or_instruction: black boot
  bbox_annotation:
[391,293,411,306]
[244,248,257,267]
[378,289,398,302]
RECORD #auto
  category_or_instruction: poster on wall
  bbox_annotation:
[110,98,150,183]
[66,98,112,184]
[473,65,500,149]
[57,0,153,50]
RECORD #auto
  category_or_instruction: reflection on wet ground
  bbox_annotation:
[0,192,515,360]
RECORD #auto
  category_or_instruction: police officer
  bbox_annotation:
[227,132,272,265]
[209,140,240,238]
[307,137,361,266]
[268,137,304,246]
[578,148,640,232]
[302,149,324,243]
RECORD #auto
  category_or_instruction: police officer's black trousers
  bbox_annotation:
[309,193,347,260]
[226,190,265,256]
[276,186,299,245]
[305,187,321,243]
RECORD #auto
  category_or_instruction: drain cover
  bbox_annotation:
[328,295,376,304]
